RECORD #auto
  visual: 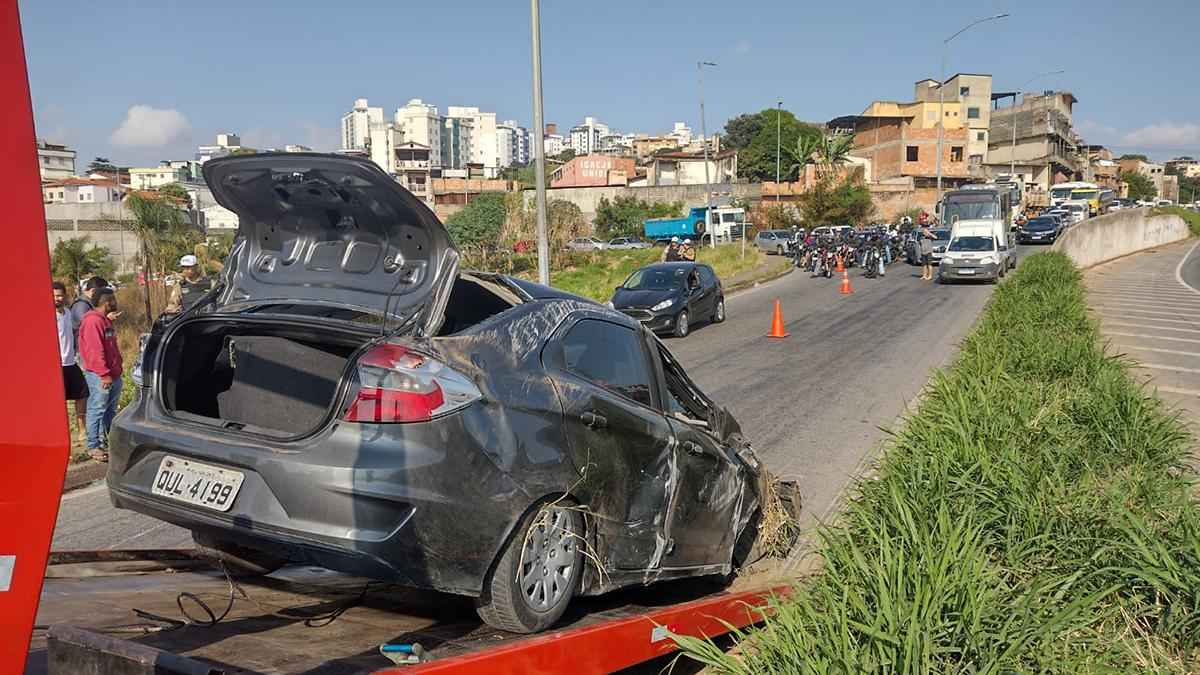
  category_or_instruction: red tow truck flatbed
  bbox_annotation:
[31,550,790,674]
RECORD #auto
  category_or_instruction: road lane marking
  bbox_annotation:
[1118,345,1200,359]
[1174,240,1200,297]
[1089,291,1200,307]
[1091,305,1200,319]
[1087,287,1200,300]
[1102,321,1200,335]
[1094,312,1200,326]
[1137,362,1200,375]
[1155,385,1200,398]
[1106,331,1200,345]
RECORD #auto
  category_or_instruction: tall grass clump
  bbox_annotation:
[676,252,1200,673]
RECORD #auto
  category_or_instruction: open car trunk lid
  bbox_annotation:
[202,153,458,336]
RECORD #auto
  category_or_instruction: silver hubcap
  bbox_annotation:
[518,507,577,612]
[716,302,724,321]
[678,313,688,334]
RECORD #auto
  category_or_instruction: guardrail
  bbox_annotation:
[1051,207,1191,269]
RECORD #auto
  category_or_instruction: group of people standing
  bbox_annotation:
[52,254,214,461]
[660,236,697,262]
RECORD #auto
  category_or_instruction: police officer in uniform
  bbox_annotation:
[164,254,215,315]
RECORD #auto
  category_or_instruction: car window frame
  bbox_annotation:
[698,265,717,288]
[549,316,663,411]
[645,334,715,426]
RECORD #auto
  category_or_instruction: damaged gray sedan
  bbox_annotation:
[108,153,770,634]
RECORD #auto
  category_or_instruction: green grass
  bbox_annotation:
[548,244,782,303]
[675,252,1200,673]
[1153,206,1200,237]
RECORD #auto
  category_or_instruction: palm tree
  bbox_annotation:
[818,133,854,175]
[126,193,184,321]
[787,134,822,181]
[51,236,113,283]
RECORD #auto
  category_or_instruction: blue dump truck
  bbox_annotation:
[643,206,745,244]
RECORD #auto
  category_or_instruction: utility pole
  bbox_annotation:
[698,61,717,249]
[937,13,1008,202]
[530,0,550,285]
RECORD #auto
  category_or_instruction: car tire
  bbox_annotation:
[192,531,286,578]
[474,502,583,634]
[713,298,726,323]
[673,311,690,338]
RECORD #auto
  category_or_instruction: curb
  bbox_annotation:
[725,259,794,297]
[63,460,107,493]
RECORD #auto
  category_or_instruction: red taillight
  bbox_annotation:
[342,343,480,424]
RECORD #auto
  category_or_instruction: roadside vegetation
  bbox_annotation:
[1153,205,1200,237]
[676,251,1200,672]
[549,244,783,303]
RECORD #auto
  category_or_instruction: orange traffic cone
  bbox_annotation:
[767,299,789,338]
[839,269,853,295]
[835,255,845,273]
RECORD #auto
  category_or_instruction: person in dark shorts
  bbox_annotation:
[53,282,89,434]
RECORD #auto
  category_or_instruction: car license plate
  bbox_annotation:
[151,456,244,512]
[959,269,976,275]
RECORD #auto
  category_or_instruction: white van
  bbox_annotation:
[939,223,1006,283]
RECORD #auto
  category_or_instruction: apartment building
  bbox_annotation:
[394,99,443,167]
[37,139,76,181]
[985,91,1083,193]
[830,99,970,187]
[569,117,610,156]
[447,106,499,176]
[915,73,993,171]
[341,99,384,152]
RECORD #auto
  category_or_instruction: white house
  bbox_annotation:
[37,139,76,181]
[129,165,189,190]
[201,204,239,232]
[42,178,124,204]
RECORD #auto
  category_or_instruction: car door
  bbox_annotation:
[648,339,745,569]
[545,318,674,571]
[691,266,718,320]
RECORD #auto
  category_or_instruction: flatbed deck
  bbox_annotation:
[29,550,790,674]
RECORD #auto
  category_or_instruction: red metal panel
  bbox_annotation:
[381,586,790,675]
[0,1,73,672]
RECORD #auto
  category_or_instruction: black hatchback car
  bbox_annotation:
[108,153,767,635]
[609,262,724,338]
[1017,216,1062,244]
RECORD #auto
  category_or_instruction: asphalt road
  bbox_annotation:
[1085,239,1200,425]
[51,252,1010,552]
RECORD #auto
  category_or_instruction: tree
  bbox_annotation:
[725,108,824,182]
[1121,171,1157,201]
[1118,153,1149,162]
[552,149,576,163]
[797,168,874,227]
[722,113,765,150]
[51,236,113,282]
[594,196,684,239]
[86,157,117,174]
[157,183,192,208]
[445,192,507,248]
[231,147,258,155]
[126,193,187,321]
[1166,164,1200,205]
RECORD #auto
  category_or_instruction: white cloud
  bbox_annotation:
[1075,119,1117,141]
[1121,122,1200,149]
[734,39,752,55]
[110,105,191,147]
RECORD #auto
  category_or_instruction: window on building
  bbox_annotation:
[960,86,970,96]
[951,146,964,162]
[906,146,919,162]
[967,107,980,119]
[977,132,986,142]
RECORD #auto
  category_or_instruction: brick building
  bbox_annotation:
[550,154,635,188]
[828,104,970,187]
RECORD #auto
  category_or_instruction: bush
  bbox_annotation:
[594,196,684,239]
[676,252,1200,672]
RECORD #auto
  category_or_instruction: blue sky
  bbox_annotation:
[19,0,1200,169]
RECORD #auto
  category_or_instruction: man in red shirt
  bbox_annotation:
[78,288,123,461]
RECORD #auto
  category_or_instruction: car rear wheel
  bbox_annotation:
[192,531,287,578]
[475,502,583,634]
[713,298,726,323]
[673,310,690,338]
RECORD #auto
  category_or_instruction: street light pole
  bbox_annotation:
[698,60,717,249]
[775,100,782,203]
[530,0,550,285]
[1010,69,1065,177]
[936,13,1009,203]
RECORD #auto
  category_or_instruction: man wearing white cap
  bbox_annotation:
[661,236,681,262]
[680,238,697,261]
[165,254,215,315]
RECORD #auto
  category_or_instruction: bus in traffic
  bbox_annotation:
[1050,181,1098,207]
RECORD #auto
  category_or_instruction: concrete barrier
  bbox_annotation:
[1051,208,1191,269]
